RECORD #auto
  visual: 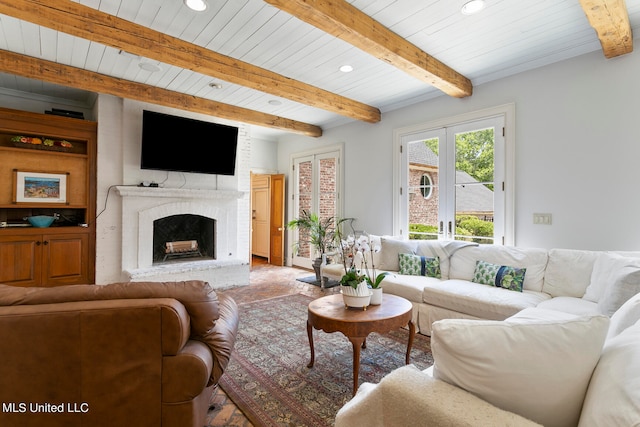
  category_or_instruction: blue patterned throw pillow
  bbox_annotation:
[472,260,526,292]
[398,253,441,278]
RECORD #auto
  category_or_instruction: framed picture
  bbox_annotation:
[13,170,69,204]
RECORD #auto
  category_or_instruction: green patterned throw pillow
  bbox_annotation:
[472,260,526,292]
[398,253,441,278]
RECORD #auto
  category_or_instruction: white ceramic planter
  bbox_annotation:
[341,282,372,309]
[370,288,382,305]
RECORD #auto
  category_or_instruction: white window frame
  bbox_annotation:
[392,104,515,245]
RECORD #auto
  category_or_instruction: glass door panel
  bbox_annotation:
[291,150,341,268]
[453,126,495,243]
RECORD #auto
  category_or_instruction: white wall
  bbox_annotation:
[277,48,640,252]
[249,135,279,174]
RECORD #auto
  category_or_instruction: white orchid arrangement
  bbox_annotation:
[339,233,388,289]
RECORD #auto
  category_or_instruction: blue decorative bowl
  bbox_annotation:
[27,215,56,228]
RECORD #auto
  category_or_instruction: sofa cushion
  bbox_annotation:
[506,306,579,322]
[472,260,526,292]
[536,296,599,317]
[382,274,441,303]
[595,257,640,317]
[449,245,547,292]
[398,253,441,278]
[377,238,417,271]
[579,319,640,426]
[431,314,609,427]
[543,248,600,298]
[584,252,620,302]
[607,291,640,340]
[584,253,640,307]
[414,240,477,280]
[422,279,550,320]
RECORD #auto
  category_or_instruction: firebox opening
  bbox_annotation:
[152,214,215,264]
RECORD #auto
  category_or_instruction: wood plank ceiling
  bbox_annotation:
[0,0,637,139]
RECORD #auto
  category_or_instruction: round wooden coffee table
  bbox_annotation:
[307,293,415,396]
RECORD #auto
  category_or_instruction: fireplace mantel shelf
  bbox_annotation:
[116,186,246,200]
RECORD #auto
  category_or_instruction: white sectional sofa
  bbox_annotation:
[335,295,640,427]
[322,236,640,335]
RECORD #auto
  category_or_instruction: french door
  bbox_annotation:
[397,113,509,245]
[290,147,342,268]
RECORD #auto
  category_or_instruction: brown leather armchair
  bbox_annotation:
[0,280,239,427]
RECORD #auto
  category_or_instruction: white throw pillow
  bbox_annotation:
[607,291,640,340]
[579,319,640,426]
[431,315,609,427]
[584,253,640,302]
[377,238,417,271]
[583,253,617,302]
[597,259,640,317]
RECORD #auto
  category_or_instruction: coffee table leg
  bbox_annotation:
[405,320,416,364]
[349,336,366,396]
[307,320,315,368]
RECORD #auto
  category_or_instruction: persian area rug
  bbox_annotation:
[219,293,433,427]
[295,275,341,288]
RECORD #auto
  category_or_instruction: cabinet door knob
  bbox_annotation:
[43,241,49,245]
[36,241,41,246]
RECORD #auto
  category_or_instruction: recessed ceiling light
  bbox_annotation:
[209,82,222,89]
[339,65,354,73]
[138,62,162,72]
[268,100,282,106]
[461,0,485,15]
[184,0,207,12]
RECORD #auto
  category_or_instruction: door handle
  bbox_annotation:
[448,221,453,238]
[278,227,283,231]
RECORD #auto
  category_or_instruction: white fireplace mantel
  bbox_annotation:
[115,184,249,288]
[115,186,246,200]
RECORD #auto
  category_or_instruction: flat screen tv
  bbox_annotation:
[140,110,239,175]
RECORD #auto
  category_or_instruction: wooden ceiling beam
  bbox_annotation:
[0,0,380,124]
[580,0,633,58]
[264,0,473,98]
[0,50,323,137]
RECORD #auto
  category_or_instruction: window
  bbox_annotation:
[394,104,515,245]
[420,174,433,199]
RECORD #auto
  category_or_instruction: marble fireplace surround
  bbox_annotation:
[116,186,249,288]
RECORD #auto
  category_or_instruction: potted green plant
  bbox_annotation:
[287,210,345,281]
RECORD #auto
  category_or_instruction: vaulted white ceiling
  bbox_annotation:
[0,0,638,139]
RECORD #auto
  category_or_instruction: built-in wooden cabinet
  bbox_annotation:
[0,107,96,287]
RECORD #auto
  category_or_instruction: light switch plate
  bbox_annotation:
[533,213,552,225]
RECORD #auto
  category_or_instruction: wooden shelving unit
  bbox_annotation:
[0,107,97,287]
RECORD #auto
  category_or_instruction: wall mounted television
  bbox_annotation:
[140,110,239,176]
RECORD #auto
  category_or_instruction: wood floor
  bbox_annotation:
[207,256,341,426]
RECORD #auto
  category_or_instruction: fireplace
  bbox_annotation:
[153,214,215,264]
[116,186,250,288]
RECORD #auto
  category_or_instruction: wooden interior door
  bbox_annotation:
[251,175,270,258]
[269,174,285,266]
